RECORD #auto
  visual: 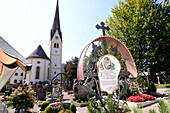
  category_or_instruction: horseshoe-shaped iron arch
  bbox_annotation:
[77,36,137,81]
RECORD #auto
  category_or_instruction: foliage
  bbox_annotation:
[155,84,170,88]
[3,88,14,100]
[44,106,53,113]
[6,84,36,111]
[147,81,157,94]
[149,109,156,113]
[164,78,170,84]
[157,99,170,113]
[69,103,77,113]
[133,106,143,113]
[64,56,78,88]
[87,98,130,113]
[40,101,50,111]
[106,0,170,74]
[135,70,148,92]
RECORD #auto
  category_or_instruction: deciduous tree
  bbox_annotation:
[106,0,170,74]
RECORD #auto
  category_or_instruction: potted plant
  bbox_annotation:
[6,84,36,113]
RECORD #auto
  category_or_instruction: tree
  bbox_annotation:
[64,57,78,86]
[106,0,170,74]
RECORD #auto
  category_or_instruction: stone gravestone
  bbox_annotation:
[74,80,96,99]
[0,101,8,113]
[37,87,46,100]
[97,54,121,95]
[52,84,60,98]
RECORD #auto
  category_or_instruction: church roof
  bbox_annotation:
[0,36,32,68]
[27,45,50,60]
[51,0,62,41]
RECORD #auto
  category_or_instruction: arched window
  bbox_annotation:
[14,79,17,83]
[54,43,57,48]
[35,66,40,79]
[21,73,23,76]
[15,73,18,76]
[57,43,59,48]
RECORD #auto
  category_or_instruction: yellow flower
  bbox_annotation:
[58,109,73,113]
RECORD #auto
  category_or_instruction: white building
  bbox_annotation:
[10,0,62,84]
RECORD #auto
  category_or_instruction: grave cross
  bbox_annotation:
[96,21,110,55]
[96,21,110,36]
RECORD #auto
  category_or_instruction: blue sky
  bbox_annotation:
[0,0,165,63]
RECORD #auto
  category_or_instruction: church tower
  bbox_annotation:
[50,0,62,80]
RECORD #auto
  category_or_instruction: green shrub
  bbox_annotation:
[69,103,77,113]
[147,81,156,94]
[44,106,53,113]
[40,101,50,111]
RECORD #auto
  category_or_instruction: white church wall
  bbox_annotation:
[25,58,50,84]
[10,68,25,84]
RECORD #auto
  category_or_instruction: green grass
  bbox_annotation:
[155,84,170,88]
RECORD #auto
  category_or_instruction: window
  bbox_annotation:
[54,43,59,48]
[14,79,17,83]
[15,73,18,76]
[54,43,57,48]
[37,61,41,64]
[57,43,59,48]
[55,36,58,39]
[35,66,40,79]
[54,71,56,74]
[21,73,23,76]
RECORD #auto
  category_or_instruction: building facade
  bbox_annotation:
[10,0,62,84]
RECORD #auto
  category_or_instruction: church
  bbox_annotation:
[10,0,62,84]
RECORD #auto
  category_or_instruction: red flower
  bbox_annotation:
[55,104,59,107]
[139,94,156,100]
[0,98,4,101]
[127,96,145,102]
[138,69,141,71]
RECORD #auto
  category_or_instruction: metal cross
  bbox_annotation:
[96,21,110,55]
[96,21,110,36]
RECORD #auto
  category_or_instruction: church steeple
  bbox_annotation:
[51,0,62,41]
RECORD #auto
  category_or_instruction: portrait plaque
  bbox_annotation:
[97,54,121,94]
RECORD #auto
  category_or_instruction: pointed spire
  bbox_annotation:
[51,0,62,41]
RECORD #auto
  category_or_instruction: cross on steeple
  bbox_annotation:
[96,22,110,55]
[96,21,110,36]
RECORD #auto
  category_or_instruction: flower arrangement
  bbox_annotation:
[127,94,156,102]
[51,103,64,113]
[127,96,145,102]
[138,94,156,100]
[6,84,36,112]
